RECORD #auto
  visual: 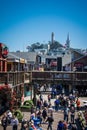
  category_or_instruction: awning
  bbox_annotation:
[8,59,20,63]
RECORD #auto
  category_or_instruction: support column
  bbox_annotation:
[4,60,7,72]
[0,60,1,71]
[0,60,3,71]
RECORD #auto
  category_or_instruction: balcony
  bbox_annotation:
[0,72,24,86]
[0,71,87,86]
[31,71,87,85]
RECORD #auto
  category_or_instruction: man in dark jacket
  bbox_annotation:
[1,113,8,130]
[46,114,54,130]
[42,107,47,122]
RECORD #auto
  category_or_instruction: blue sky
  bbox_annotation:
[0,0,87,51]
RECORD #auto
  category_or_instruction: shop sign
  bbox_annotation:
[74,62,83,67]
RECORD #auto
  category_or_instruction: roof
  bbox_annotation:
[66,55,87,65]
[7,52,20,59]
[72,55,87,62]
[38,54,58,59]
[10,52,37,62]
[70,48,84,56]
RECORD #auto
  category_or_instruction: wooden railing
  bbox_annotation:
[0,72,25,86]
[31,71,87,85]
[0,71,87,86]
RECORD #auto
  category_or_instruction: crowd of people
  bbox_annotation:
[0,92,87,130]
[0,110,19,130]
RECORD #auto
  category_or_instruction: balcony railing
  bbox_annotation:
[0,71,87,86]
[0,72,24,86]
[31,71,87,82]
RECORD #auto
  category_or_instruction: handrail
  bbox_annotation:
[0,71,87,86]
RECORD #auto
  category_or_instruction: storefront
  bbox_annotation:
[24,83,32,98]
[7,59,20,71]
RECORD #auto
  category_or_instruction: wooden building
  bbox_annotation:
[0,43,8,72]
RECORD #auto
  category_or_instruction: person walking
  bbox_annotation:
[20,119,27,130]
[1,113,8,130]
[63,106,69,122]
[54,98,60,112]
[6,110,12,124]
[76,98,81,111]
[45,113,54,130]
[48,94,51,103]
[42,107,47,122]
[70,106,75,124]
[11,115,19,130]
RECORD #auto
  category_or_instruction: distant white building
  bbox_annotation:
[34,49,47,55]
